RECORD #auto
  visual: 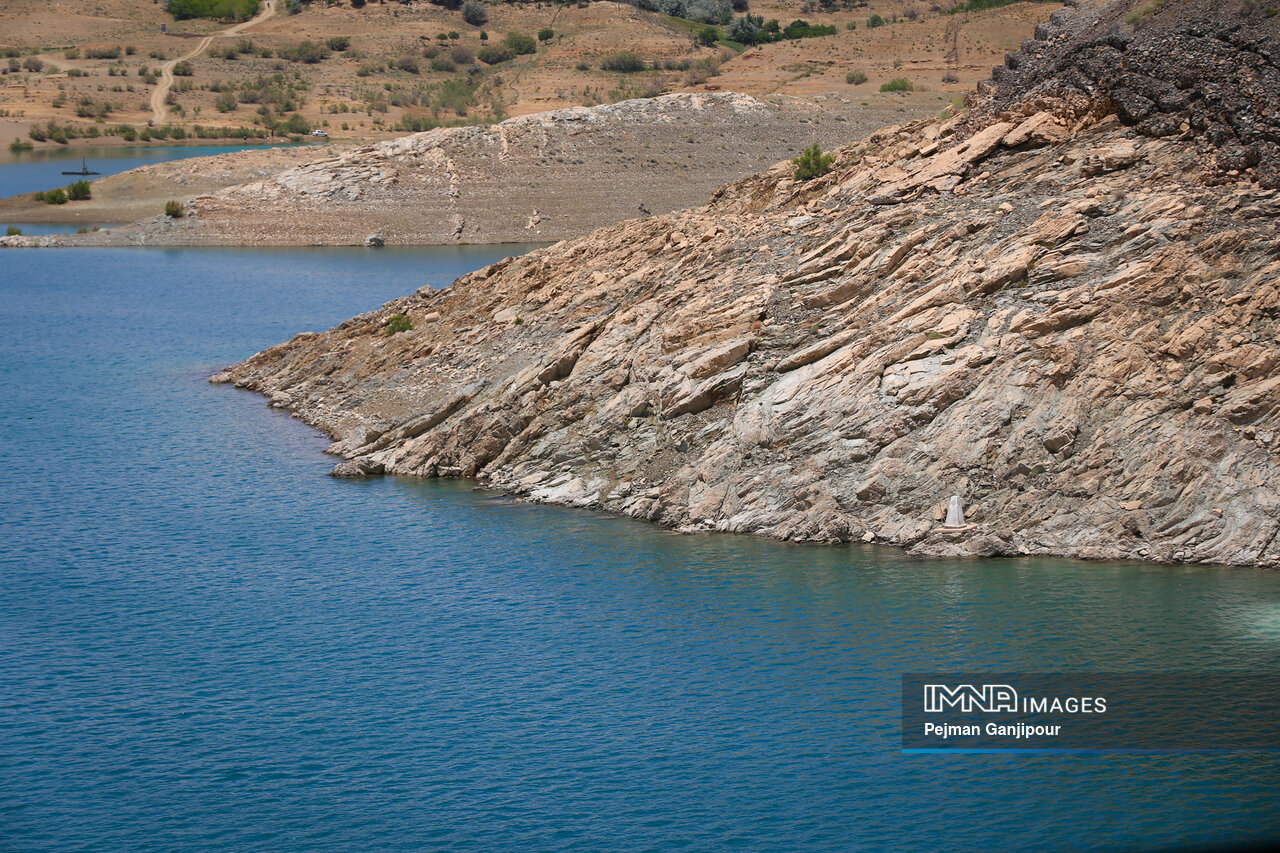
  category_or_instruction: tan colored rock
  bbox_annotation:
[214,97,1280,568]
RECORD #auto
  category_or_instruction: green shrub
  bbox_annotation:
[698,26,719,46]
[461,1,488,26]
[37,187,69,204]
[450,45,474,64]
[164,200,184,218]
[8,138,33,152]
[5,225,22,236]
[214,90,238,112]
[477,44,514,64]
[792,142,833,181]
[67,180,91,201]
[430,57,457,72]
[504,33,537,56]
[327,36,351,52]
[846,70,867,85]
[600,51,645,73]
[538,28,554,42]
[385,312,413,335]
[868,13,886,27]
[880,77,913,92]
[172,60,194,76]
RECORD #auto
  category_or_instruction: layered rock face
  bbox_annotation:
[218,0,1280,567]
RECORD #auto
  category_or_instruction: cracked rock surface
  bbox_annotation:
[214,1,1280,567]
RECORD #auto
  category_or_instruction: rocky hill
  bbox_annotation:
[32,92,908,247]
[215,0,1280,567]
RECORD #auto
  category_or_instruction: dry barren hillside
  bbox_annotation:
[1,0,1057,149]
[211,0,1280,566]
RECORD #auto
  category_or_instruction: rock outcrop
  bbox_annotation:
[216,0,1280,567]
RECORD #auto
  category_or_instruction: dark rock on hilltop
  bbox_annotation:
[967,0,1280,185]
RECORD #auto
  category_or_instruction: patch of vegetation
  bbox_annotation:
[84,46,122,60]
[280,41,331,63]
[33,187,69,205]
[477,44,515,64]
[211,38,256,60]
[166,0,261,22]
[67,180,91,201]
[164,200,185,218]
[327,36,352,52]
[461,1,489,26]
[5,226,22,236]
[504,33,537,56]
[600,51,647,73]
[880,77,914,92]
[8,138,33,152]
[698,26,720,46]
[846,70,867,85]
[172,61,195,76]
[538,28,555,42]
[792,142,833,181]
[868,13,886,27]
[726,15,838,45]
[385,312,413,335]
[214,90,239,112]
[636,0,747,25]
[948,0,1056,12]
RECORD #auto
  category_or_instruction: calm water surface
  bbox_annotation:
[2,247,1279,851]
[0,143,315,199]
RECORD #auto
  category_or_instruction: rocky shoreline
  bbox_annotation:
[208,0,1277,567]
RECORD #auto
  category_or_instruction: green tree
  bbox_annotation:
[792,142,833,181]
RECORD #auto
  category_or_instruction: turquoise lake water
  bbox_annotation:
[2,246,1279,851]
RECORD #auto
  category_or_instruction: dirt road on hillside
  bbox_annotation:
[150,0,276,124]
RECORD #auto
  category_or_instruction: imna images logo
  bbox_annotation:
[923,683,1018,713]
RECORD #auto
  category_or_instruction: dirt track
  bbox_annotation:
[150,0,277,124]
